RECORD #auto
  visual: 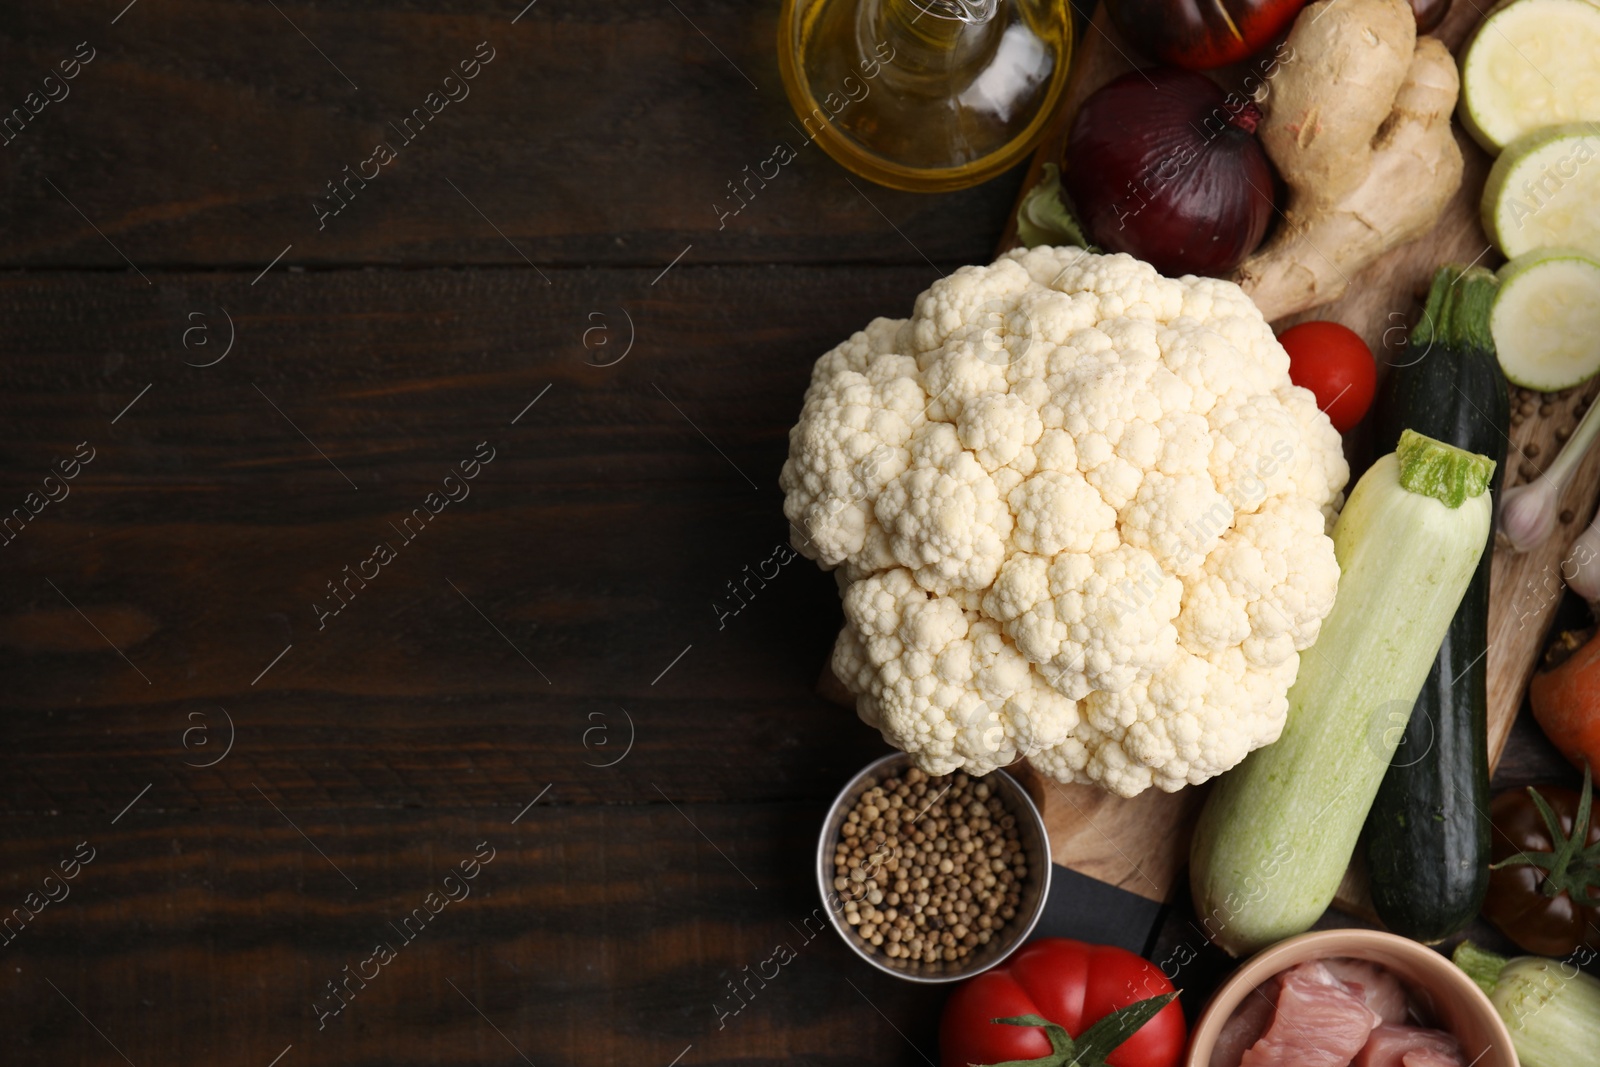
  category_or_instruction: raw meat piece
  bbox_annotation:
[1326,957,1412,1024]
[1239,961,1383,1067]
[1403,1049,1468,1067]
[1210,978,1280,1067]
[1354,1024,1466,1067]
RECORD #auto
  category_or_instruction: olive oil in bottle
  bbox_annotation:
[777,0,1072,192]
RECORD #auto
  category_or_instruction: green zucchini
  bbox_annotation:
[1190,431,1497,956]
[1364,266,1510,942]
[1455,941,1600,1067]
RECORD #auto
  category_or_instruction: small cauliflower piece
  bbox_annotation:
[780,319,926,567]
[985,546,1182,700]
[876,445,1014,595]
[1195,497,1342,668]
[1119,472,1234,578]
[1008,470,1118,556]
[780,248,1348,795]
[836,568,1079,775]
[959,391,1044,473]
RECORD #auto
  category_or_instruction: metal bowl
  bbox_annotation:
[815,751,1052,984]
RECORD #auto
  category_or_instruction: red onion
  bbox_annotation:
[1409,0,1452,32]
[1063,67,1277,278]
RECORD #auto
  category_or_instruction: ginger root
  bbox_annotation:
[1231,0,1464,321]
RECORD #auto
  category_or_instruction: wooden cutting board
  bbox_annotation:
[987,3,1600,908]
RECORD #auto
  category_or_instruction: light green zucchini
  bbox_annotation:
[1189,430,1496,956]
[1455,941,1600,1067]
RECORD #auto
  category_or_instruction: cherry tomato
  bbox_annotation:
[938,938,1186,1067]
[1278,321,1377,434]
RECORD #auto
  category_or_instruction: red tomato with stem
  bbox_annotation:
[938,938,1186,1067]
[1278,321,1378,434]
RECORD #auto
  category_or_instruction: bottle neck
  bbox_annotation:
[861,0,1003,82]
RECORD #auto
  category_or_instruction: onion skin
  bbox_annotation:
[1410,0,1451,32]
[1104,0,1308,70]
[1063,67,1277,278]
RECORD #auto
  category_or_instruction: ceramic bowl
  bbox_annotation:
[1185,929,1516,1067]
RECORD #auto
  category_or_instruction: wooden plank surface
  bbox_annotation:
[0,5,1034,1063]
[0,266,935,812]
[0,805,946,1067]
[0,262,973,1065]
[0,1,1020,269]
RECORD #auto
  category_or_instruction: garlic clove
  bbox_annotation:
[1498,478,1561,553]
[1567,520,1600,610]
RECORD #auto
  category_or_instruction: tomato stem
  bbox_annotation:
[978,992,1179,1067]
[1490,763,1600,901]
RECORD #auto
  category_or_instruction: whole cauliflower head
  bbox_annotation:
[781,248,1348,796]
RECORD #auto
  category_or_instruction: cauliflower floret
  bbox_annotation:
[959,391,1044,473]
[984,546,1182,699]
[1278,383,1351,530]
[1207,393,1302,514]
[1118,472,1234,578]
[779,322,926,568]
[1031,647,1301,797]
[837,568,1079,775]
[1178,496,1340,668]
[908,258,1038,356]
[782,248,1349,794]
[876,445,1014,595]
[1044,248,1188,322]
[1009,470,1118,556]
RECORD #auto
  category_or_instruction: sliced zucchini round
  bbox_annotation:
[1484,124,1600,259]
[1490,248,1600,391]
[1458,0,1600,154]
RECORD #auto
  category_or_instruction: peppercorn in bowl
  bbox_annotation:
[816,752,1052,983]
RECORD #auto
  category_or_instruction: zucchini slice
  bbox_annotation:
[1491,248,1600,391]
[1484,124,1600,260]
[1458,0,1600,154]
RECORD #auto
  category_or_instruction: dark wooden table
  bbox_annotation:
[0,3,1583,1066]
[0,3,1027,1064]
